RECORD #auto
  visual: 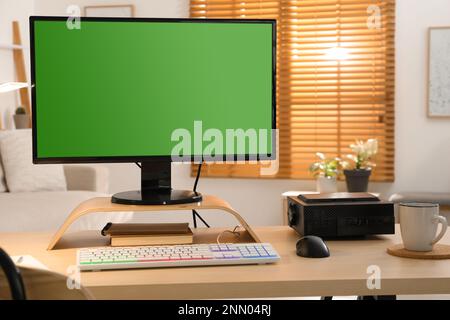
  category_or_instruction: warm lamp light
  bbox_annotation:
[324,47,350,61]
[0,82,28,94]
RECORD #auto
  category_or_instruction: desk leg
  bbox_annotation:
[357,295,396,300]
[321,296,396,301]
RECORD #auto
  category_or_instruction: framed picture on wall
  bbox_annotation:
[84,4,135,18]
[428,27,450,117]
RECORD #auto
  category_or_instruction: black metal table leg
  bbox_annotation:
[357,295,396,300]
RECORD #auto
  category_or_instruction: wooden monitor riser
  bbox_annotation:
[47,195,260,250]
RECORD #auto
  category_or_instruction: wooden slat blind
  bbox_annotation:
[190,0,395,181]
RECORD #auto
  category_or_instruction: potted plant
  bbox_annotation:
[342,139,378,192]
[309,152,342,193]
[13,106,30,129]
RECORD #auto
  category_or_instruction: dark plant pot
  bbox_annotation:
[344,169,371,192]
[13,114,30,129]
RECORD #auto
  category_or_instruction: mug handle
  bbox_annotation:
[431,216,448,245]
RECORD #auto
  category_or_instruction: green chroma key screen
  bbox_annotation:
[32,19,274,160]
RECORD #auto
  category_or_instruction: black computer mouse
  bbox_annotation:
[296,236,330,258]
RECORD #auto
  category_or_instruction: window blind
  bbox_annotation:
[190,0,395,181]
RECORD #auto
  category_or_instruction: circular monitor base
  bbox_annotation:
[111,190,202,205]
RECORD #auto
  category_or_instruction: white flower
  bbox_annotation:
[350,140,365,154]
[350,139,378,159]
[346,154,357,162]
[365,139,378,157]
[346,138,378,170]
[316,152,325,160]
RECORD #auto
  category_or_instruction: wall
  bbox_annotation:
[394,0,450,194]
[25,0,450,226]
[34,0,188,17]
[0,0,34,129]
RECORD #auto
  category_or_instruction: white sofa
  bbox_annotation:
[0,164,130,232]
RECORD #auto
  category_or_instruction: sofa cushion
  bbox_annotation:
[0,129,67,192]
[0,191,132,232]
[389,192,450,206]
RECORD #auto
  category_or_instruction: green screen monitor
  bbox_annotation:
[30,17,276,205]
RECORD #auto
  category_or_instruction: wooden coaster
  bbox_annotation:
[387,244,450,260]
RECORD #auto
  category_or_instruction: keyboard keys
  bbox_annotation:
[78,243,280,271]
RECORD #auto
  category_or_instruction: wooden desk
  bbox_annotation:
[1,226,450,299]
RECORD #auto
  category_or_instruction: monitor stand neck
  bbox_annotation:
[111,160,202,205]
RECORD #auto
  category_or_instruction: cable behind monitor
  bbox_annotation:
[192,161,210,228]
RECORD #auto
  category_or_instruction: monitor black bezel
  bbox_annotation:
[30,16,277,164]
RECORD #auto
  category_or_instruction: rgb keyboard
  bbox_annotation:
[77,243,280,271]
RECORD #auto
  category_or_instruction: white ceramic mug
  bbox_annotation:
[399,203,448,252]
